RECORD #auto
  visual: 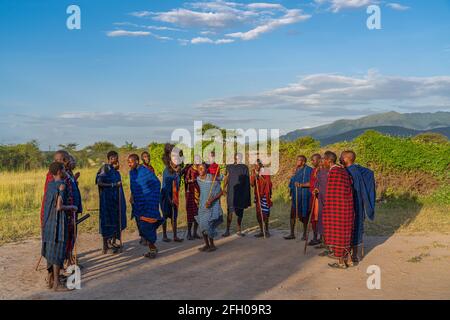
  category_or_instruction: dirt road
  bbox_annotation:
[1,229,449,300]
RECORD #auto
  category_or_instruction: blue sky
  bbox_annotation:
[0,0,449,149]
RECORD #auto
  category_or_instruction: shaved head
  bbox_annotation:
[343,150,356,162]
[340,150,356,167]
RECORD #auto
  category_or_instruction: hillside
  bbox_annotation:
[281,111,450,142]
[320,126,450,145]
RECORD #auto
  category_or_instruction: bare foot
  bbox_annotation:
[198,245,210,252]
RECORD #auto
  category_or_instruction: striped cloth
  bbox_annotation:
[322,165,355,259]
[255,195,271,222]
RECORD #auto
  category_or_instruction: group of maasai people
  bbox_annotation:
[285,151,376,269]
[39,145,375,291]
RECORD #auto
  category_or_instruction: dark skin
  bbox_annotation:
[198,164,223,252]
[251,163,270,237]
[222,154,245,237]
[142,152,151,166]
[50,168,78,291]
[128,157,158,252]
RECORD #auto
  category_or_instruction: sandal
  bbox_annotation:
[318,249,331,257]
[144,249,158,259]
[284,234,296,240]
[308,239,321,246]
[173,237,184,243]
[236,231,246,237]
[254,232,264,238]
[53,283,71,292]
[222,231,231,238]
[162,237,172,243]
[328,262,348,269]
[208,247,217,252]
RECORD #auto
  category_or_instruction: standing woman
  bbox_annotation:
[183,154,202,240]
[160,143,184,242]
[196,163,224,252]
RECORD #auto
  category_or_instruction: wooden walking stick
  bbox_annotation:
[304,193,316,255]
[35,255,43,271]
[73,210,78,266]
[295,185,299,240]
[118,183,123,252]
[207,166,220,202]
[254,173,266,239]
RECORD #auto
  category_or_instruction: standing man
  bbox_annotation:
[141,151,155,173]
[322,151,355,269]
[160,143,183,242]
[222,153,251,237]
[340,150,376,265]
[284,155,312,241]
[96,151,127,254]
[207,151,220,177]
[182,155,202,240]
[41,162,78,291]
[250,159,272,238]
[128,154,164,259]
[307,154,322,246]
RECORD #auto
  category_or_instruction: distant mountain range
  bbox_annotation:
[281,111,450,145]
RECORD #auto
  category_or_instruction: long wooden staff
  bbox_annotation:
[254,173,266,239]
[295,185,299,240]
[35,255,42,271]
[118,183,123,251]
[206,166,220,205]
[73,210,78,266]
[304,193,316,255]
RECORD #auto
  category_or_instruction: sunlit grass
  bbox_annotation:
[0,170,449,245]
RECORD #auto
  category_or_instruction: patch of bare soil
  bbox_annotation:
[1,229,449,300]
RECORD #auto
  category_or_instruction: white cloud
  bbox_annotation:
[125,1,310,45]
[191,36,214,44]
[199,71,450,115]
[153,8,247,28]
[106,30,151,37]
[247,3,285,10]
[191,36,234,44]
[130,11,153,18]
[386,3,410,11]
[315,0,374,13]
[226,9,311,40]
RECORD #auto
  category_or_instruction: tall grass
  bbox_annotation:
[1,167,449,245]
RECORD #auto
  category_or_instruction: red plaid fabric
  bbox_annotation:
[322,165,354,258]
[184,166,200,223]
